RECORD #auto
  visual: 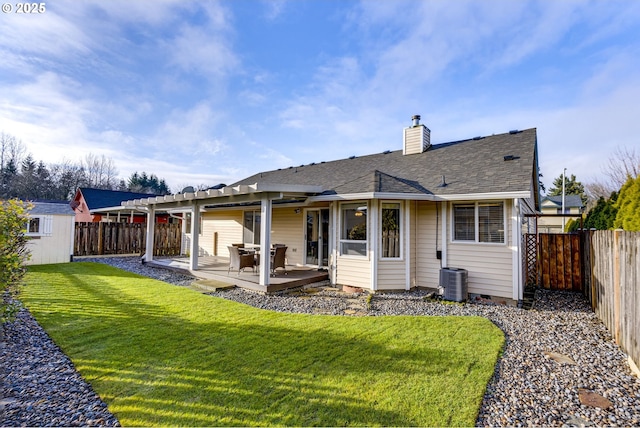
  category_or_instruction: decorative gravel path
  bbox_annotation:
[1,256,639,427]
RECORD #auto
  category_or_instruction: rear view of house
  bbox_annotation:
[124,117,541,303]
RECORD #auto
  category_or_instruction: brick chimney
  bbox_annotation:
[403,114,431,155]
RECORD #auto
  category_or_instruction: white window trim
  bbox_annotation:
[184,213,203,236]
[339,201,368,258]
[26,215,53,237]
[451,201,507,245]
[379,200,403,260]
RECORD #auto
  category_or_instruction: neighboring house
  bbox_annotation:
[538,195,584,233]
[123,117,541,302]
[71,187,173,224]
[26,201,75,265]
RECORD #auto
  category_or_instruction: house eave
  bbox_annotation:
[435,191,531,201]
[308,190,532,202]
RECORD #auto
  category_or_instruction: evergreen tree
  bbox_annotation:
[583,192,618,230]
[127,171,170,195]
[614,175,640,231]
[548,173,587,205]
[1,158,18,198]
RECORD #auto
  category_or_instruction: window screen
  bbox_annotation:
[478,203,504,243]
[453,204,475,241]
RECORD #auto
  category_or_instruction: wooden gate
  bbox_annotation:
[524,232,585,292]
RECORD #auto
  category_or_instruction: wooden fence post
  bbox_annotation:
[613,229,621,344]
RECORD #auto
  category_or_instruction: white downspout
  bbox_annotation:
[440,201,448,268]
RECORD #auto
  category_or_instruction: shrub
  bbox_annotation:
[0,199,32,322]
[614,175,640,231]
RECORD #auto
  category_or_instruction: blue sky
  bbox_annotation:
[1,0,639,192]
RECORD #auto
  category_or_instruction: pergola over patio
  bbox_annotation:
[121,183,323,287]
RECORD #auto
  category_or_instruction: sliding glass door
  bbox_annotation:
[305,209,329,268]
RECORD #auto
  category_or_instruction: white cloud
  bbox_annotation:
[261,0,287,20]
[0,8,91,75]
[169,25,238,77]
[153,102,227,157]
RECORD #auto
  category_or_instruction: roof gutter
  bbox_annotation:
[308,190,532,202]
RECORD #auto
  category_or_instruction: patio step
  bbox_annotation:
[189,279,236,293]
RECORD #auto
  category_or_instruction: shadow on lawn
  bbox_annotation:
[24,263,497,426]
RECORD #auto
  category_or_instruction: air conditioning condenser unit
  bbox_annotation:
[439,267,468,302]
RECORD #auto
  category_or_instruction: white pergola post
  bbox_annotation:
[145,206,155,263]
[189,202,200,271]
[258,196,272,286]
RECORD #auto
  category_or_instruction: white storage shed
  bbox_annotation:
[26,201,75,265]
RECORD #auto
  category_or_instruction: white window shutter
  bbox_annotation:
[43,215,53,236]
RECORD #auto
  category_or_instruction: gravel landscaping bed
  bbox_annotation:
[1,256,639,427]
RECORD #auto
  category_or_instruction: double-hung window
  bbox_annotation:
[340,203,367,256]
[453,201,504,244]
[381,203,401,258]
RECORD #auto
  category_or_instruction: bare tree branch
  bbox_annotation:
[603,146,640,189]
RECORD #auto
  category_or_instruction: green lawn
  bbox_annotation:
[22,262,504,427]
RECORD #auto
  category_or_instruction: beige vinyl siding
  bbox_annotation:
[194,210,243,257]
[271,208,305,266]
[414,201,441,289]
[336,256,371,289]
[447,202,513,298]
[403,125,429,155]
[26,216,73,265]
[377,259,406,290]
[404,130,422,154]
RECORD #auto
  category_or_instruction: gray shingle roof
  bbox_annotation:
[542,195,583,208]
[30,201,75,216]
[233,128,538,197]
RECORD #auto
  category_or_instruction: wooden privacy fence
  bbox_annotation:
[74,222,181,257]
[524,232,585,292]
[582,230,640,372]
[538,233,584,292]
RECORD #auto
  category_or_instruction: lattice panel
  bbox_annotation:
[524,234,538,286]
